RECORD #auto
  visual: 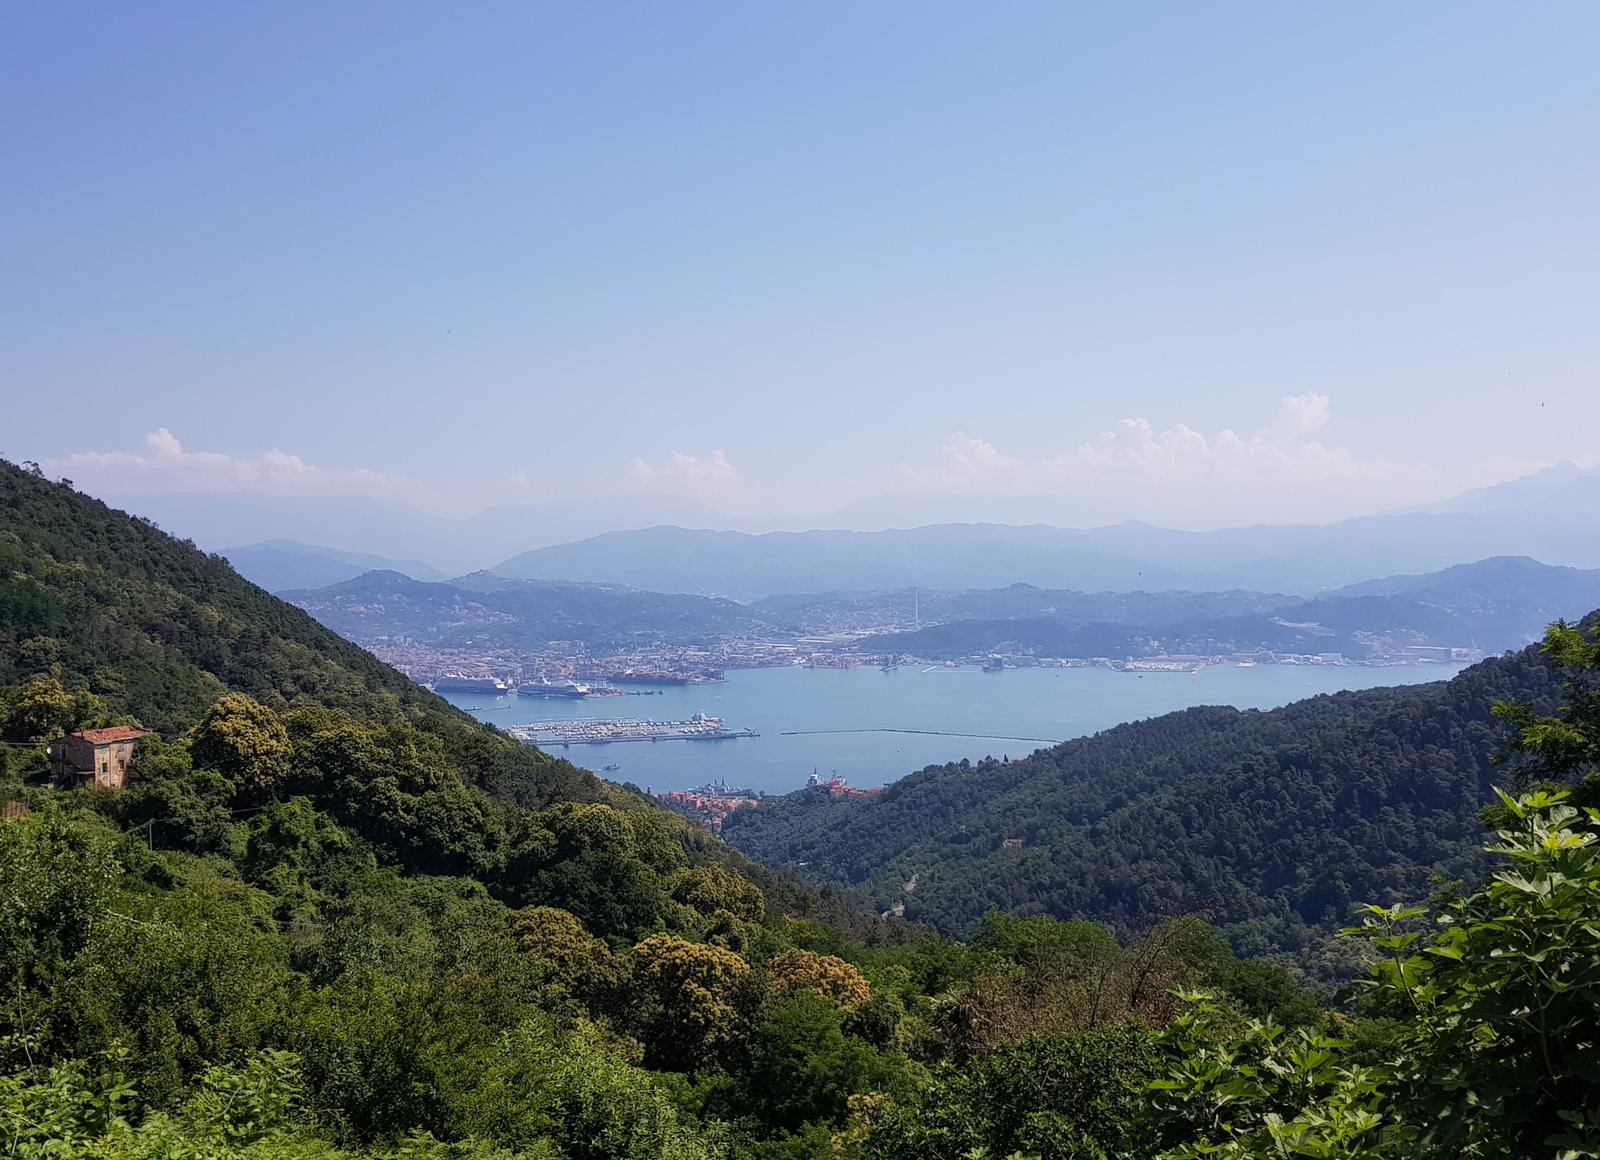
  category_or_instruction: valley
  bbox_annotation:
[13,8,1600,1153]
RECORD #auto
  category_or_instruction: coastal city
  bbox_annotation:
[367,635,1483,696]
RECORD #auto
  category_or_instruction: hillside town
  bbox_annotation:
[652,770,874,830]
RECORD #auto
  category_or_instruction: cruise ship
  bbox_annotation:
[516,678,591,699]
[607,671,692,686]
[606,668,726,686]
[432,674,510,694]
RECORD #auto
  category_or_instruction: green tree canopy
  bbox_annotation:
[191,693,293,796]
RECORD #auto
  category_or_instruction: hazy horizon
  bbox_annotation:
[89,453,1600,543]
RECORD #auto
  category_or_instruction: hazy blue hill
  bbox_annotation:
[1021,506,1600,592]
[870,613,1368,660]
[285,568,779,649]
[1286,556,1600,650]
[744,584,1298,644]
[861,557,1600,658]
[721,639,1569,948]
[1034,467,1600,587]
[221,538,448,591]
[1329,553,1600,601]
[1408,459,1600,515]
[103,488,749,576]
[492,524,1200,598]
[933,583,1287,619]
[100,463,1600,597]
[479,466,1600,598]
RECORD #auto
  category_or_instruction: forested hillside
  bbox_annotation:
[723,642,1568,954]
[0,458,909,1154]
[0,459,605,808]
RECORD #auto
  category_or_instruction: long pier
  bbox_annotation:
[779,727,1063,744]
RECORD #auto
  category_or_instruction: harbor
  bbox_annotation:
[504,712,758,747]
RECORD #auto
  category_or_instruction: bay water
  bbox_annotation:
[438,661,1467,795]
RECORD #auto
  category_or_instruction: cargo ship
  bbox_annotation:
[1117,659,1206,674]
[432,674,510,694]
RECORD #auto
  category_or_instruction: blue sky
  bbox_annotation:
[4,3,1598,528]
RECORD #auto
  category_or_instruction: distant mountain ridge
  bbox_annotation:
[88,461,1600,596]
[222,539,448,592]
[490,519,1600,602]
[492,524,1201,598]
[110,489,744,576]
[1406,459,1600,515]
[284,568,774,650]
[479,464,1600,598]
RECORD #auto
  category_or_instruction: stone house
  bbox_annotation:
[47,726,151,790]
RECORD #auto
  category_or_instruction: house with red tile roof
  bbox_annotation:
[48,726,151,790]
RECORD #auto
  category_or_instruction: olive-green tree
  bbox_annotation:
[628,934,751,1071]
[0,673,107,742]
[191,693,292,797]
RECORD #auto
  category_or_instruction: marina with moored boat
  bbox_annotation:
[504,712,758,747]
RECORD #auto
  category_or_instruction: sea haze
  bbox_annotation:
[437,661,1467,794]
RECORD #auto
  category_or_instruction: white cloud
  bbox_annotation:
[44,430,747,518]
[629,449,738,493]
[46,428,430,506]
[1268,392,1331,439]
[893,395,1536,526]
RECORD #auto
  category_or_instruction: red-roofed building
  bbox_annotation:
[48,726,151,790]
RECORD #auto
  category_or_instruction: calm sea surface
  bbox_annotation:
[437,661,1468,795]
